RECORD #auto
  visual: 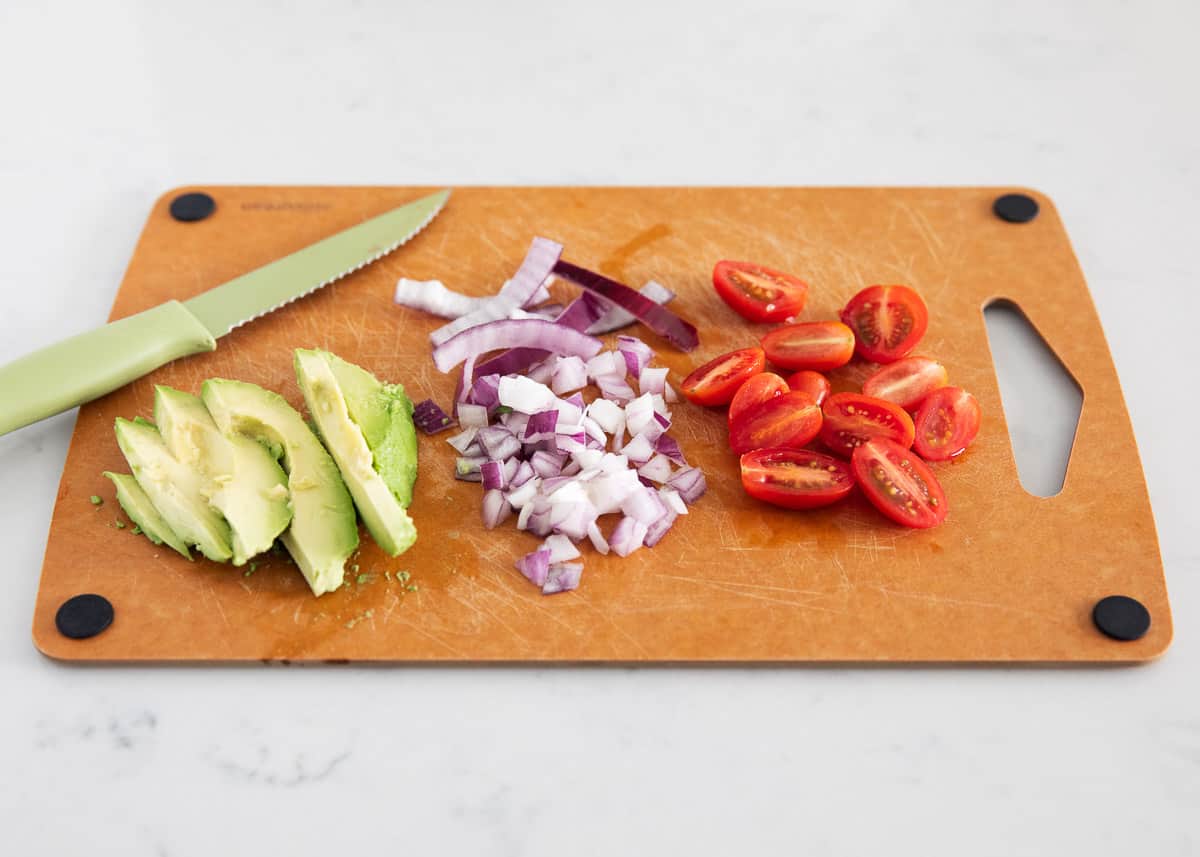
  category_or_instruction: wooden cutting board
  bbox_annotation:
[31,186,1171,663]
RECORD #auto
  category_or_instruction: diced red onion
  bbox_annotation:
[638,366,668,396]
[542,562,583,595]
[503,457,520,483]
[624,394,657,437]
[621,485,668,525]
[530,450,567,478]
[572,448,605,471]
[586,280,677,335]
[622,433,654,464]
[617,336,653,377]
[554,398,584,426]
[540,475,574,495]
[564,391,585,410]
[644,509,677,547]
[506,477,541,509]
[515,548,550,586]
[654,434,688,465]
[667,465,708,504]
[550,501,595,541]
[501,411,529,437]
[523,410,559,441]
[543,534,581,563]
[480,460,506,491]
[556,435,587,454]
[477,425,520,460]
[609,516,648,557]
[413,399,456,434]
[584,398,623,434]
[394,278,491,319]
[553,261,699,351]
[433,319,602,374]
[468,374,501,409]
[637,454,674,484]
[587,521,610,555]
[551,355,589,395]
[498,375,558,414]
[581,416,607,446]
[458,403,489,429]
[456,455,486,481]
[526,279,553,308]
[587,351,626,381]
[664,383,679,403]
[482,488,512,529]
[510,460,535,488]
[651,395,671,418]
[659,487,689,516]
[527,505,555,537]
[528,358,555,385]
[446,427,478,454]
[595,374,637,403]
[516,502,535,531]
[586,469,641,515]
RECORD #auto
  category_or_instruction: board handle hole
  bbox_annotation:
[983,299,1082,498]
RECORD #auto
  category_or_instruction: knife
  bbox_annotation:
[0,189,450,437]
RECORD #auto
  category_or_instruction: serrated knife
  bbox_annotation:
[0,188,450,437]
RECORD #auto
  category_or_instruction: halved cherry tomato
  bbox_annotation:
[851,436,948,528]
[819,392,915,457]
[760,321,855,371]
[680,347,766,406]
[713,261,809,323]
[786,370,831,406]
[740,448,855,510]
[862,356,948,410]
[729,391,821,455]
[729,372,789,425]
[913,386,981,461]
[840,285,928,363]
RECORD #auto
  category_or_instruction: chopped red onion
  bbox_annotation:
[621,485,668,525]
[654,434,688,465]
[458,403,489,429]
[543,534,581,563]
[510,460,536,488]
[501,411,530,438]
[617,336,653,377]
[413,399,456,434]
[528,358,555,385]
[637,454,674,484]
[550,501,595,541]
[394,278,491,319]
[587,521,610,555]
[446,427,479,454]
[584,398,623,434]
[551,356,589,395]
[469,374,501,409]
[624,394,657,437]
[503,457,520,483]
[622,433,654,464]
[581,416,607,446]
[506,477,541,509]
[433,319,602,374]
[644,509,677,547]
[572,448,605,471]
[477,425,520,460]
[651,394,671,417]
[480,460,506,491]
[530,450,567,478]
[609,516,648,557]
[526,505,555,537]
[456,456,486,481]
[586,469,641,515]
[664,383,679,403]
[638,366,669,396]
[498,375,558,414]
[540,475,574,496]
[595,374,637,403]
[586,280,677,335]
[523,410,559,441]
[482,489,512,529]
[516,502,535,531]
[667,465,708,504]
[659,487,689,516]
[515,548,551,586]
[542,562,583,595]
[587,351,626,381]
[553,261,699,351]
[564,391,585,410]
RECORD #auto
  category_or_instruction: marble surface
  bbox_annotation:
[1,1,1197,853]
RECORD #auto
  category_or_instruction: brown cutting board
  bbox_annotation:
[32,186,1171,663]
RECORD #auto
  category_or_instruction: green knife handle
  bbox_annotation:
[0,300,216,436]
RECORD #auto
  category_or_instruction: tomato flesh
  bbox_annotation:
[786,370,831,406]
[680,347,766,406]
[713,261,809,323]
[851,437,948,528]
[760,321,855,371]
[740,448,854,510]
[728,372,789,425]
[840,285,928,363]
[913,386,981,460]
[819,392,915,457]
[862,356,948,410]
[728,391,821,455]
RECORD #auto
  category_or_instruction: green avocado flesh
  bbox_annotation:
[201,378,358,596]
[103,471,192,559]
[294,349,418,557]
[113,418,233,562]
[153,385,292,566]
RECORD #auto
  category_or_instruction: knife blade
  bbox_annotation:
[0,189,450,437]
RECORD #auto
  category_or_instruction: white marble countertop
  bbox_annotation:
[1,1,1196,853]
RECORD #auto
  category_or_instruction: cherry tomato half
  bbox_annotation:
[819,392,915,457]
[729,391,822,455]
[728,372,789,425]
[840,285,928,363]
[680,347,766,406]
[786,370,831,406]
[761,321,856,371]
[851,436,948,528]
[740,448,855,510]
[913,386,981,461]
[861,356,948,410]
[713,261,809,323]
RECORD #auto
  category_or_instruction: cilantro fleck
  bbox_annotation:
[407,583,418,592]
[90,495,103,506]
[114,520,126,529]
[356,573,370,585]
[244,562,258,578]
[130,525,142,536]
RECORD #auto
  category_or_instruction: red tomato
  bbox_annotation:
[713,261,809,323]
[728,391,822,455]
[760,321,855,371]
[913,386,981,461]
[786,370,831,406]
[819,392,915,457]
[728,372,789,425]
[861,356,948,410]
[680,347,766,406]
[851,437,948,528]
[840,285,928,363]
[740,448,855,510]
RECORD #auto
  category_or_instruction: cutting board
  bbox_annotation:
[32,187,1171,663]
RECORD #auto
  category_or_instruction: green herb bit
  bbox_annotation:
[244,561,259,578]
[356,573,372,585]
[90,495,103,506]
[114,520,126,529]
[130,525,143,536]
[407,583,418,592]
[396,570,411,583]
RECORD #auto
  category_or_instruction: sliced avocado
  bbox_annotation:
[294,349,417,557]
[153,385,292,566]
[113,418,233,562]
[201,378,358,596]
[103,471,192,560]
[321,351,419,507]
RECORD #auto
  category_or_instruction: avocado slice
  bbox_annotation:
[113,418,234,562]
[294,349,417,556]
[201,378,358,596]
[321,351,418,507]
[153,385,292,566]
[103,471,192,560]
